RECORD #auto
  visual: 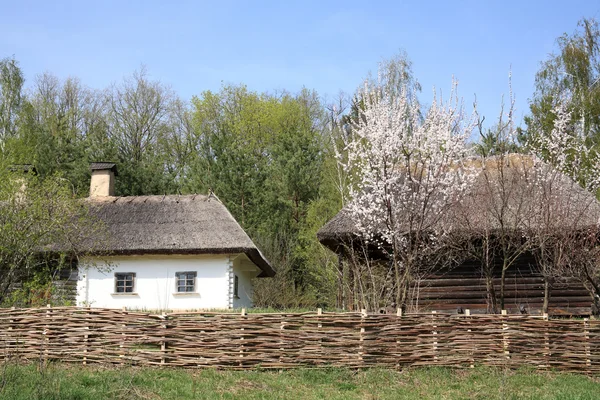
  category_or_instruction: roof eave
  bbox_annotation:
[83,247,276,277]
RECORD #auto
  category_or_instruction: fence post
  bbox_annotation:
[466,309,473,368]
[120,307,126,364]
[240,308,246,367]
[584,318,591,369]
[83,306,90,365]
[396,308,402,369]
[543,313,549,369]
[432,311,438,363]
[279,312,285,366]
[359,309,366,366]
[43,304,51,366]
[317,308,322,365]
[160,312,167,366]
[317,308,322,328]
[7,307,15,363]
[501,310,509,361]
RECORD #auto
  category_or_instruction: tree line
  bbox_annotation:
[1,18,600,309]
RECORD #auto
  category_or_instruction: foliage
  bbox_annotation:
[524,18,600,189]
[0,166,105,306]
[0,57,24,146]
[186,85,334,301]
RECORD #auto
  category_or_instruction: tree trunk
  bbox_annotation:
[485,274,498,314]
[500,258,508,311]
[399,263,411,313]
[337,251,345,310]
[392,243,401,309]
[542,277,551,315]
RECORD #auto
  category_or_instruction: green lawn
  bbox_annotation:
[0,363,598,400]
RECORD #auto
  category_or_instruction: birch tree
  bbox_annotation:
[0,57,24,147]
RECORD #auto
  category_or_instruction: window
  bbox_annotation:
[115,273,135,293]
[234,274,239,298]
[176,271,196,293]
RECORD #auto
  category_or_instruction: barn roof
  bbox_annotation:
[86,194,274,277]
[317,154,600,252]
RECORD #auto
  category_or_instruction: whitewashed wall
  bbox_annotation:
[77,254,237,310]
[231,254,261,309]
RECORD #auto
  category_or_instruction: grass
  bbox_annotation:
[0,363,598,399]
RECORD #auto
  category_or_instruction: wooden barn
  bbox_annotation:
[317,155,600,316]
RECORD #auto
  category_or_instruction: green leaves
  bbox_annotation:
[0,169,105,305]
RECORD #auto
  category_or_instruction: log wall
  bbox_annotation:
[0,307,598,373]
[416,255,591,315]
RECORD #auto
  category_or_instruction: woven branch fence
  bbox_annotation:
[0,307,598,373]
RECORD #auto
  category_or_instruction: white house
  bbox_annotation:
[76,162,274,310]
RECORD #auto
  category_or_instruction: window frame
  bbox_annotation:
[114,272,136,294]
[175,271,197,293]
[233,274,239,298]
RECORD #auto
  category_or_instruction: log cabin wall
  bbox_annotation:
[414,254,592,316]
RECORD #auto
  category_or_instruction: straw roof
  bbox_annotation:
[317,154,600,252]
[86,194,274,277]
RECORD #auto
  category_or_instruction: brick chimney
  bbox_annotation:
[90,162,118,197]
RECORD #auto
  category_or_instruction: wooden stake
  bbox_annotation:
[359,309,366,365]
[584,318,591,368]
[543,313,549,369]
[6,307,15,363]
[396,307,402,369]
[239,309,246,366]
[43,304,51,366]
[160,312,167,365]
[317,308,323,360]
[432,311,438,363]
[120,307,126,364]
[279,314,286,365]
[501,310,509,360]
[465,309,473,368]
[83,307,90,365]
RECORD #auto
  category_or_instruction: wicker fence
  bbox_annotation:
[0,307,598,373]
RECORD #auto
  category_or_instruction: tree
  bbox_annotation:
[0,167,107,306]
[107,67,178,196]
[525,18,600,188]
[527,102,600,315]
[465,94,535,313]
[340,75,475,311]
[0,57,24,149]
[187,84,331,304]
[474,78,522,157]
[3,73,112,196]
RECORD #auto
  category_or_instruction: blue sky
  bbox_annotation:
[1,0,599,128]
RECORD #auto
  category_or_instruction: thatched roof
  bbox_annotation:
[86,194,274,277]
[317,154,600,252]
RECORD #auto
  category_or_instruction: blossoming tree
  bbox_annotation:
[339,76,475,311]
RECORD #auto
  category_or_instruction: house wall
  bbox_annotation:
[231,254,261,309]
[77,254,239,310]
